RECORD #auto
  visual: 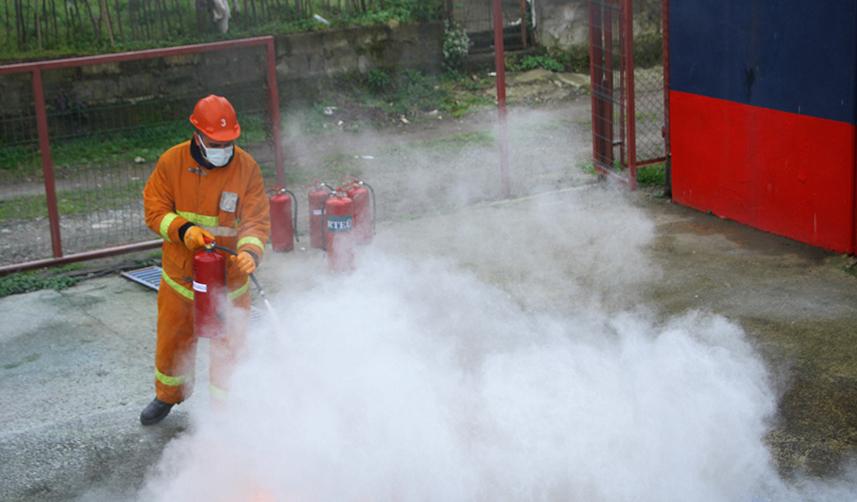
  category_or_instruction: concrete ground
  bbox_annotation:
[1,186,856,500]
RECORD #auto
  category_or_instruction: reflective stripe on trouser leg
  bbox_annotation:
[155,280,197,404]
[209,293,251,403]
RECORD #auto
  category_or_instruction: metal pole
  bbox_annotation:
[494,0,511,197]
[662,0,672,197]
[588,1,601,170]
[0,240,161,276]
[265,37,285,187]
[622,0,637,190]
[32,68,63,258]
[604,3,614,168]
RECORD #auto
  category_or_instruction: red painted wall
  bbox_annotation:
[671,91,857,253]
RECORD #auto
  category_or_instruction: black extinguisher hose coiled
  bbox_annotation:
[361,181,377,236]
[282,189,299,243]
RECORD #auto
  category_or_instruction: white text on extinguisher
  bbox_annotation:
[327,216,353,232]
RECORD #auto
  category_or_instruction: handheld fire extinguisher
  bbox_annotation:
[269,187,298,253]
[341,178,376,245]
[308,181,334,250]
[325,191,355,272]
[192,244,227,339]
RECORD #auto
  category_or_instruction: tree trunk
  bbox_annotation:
[98,0,114,45]
[113,0,123,39]
[34,0,42,49]
[80,0,101,40]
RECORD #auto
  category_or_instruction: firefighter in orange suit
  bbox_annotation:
[140,95,270,425]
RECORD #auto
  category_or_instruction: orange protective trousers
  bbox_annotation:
[155,283,250,404]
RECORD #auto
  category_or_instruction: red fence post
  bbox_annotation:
[622,0,637,190]
[265,38,285,187]
[604,4,615,168]
[494,0,511,197]
[32,68,63,258]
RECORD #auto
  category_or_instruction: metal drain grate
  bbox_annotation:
[121,265,265,323]
[120,265,162,291]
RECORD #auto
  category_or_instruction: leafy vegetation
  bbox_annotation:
[0,0,444,62]
[0,113,268,176]
[507,54,565,73]
[0,267,81,297]
[442,21,470,72]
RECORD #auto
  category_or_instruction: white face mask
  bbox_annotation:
[198,136,234,167]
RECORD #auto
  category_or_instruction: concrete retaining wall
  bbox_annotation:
[0,22,443,118]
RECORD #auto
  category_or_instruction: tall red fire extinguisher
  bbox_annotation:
[308,181,333,250]
[193,245,227,338]
[269,187,298,252]
[342,179,375,245]
[325,191,355,272]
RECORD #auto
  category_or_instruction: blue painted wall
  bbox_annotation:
[670,0,857,125]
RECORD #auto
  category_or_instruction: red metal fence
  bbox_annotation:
[589,0,668,189]
[0,37,283,273]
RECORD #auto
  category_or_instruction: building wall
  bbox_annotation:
[669,0,857,253]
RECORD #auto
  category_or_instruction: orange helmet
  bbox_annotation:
[189,95,241,142]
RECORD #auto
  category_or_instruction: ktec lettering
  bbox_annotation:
[327,216,353,232]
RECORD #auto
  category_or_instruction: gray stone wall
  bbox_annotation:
[0,22,442,119]
[534,0,661,51]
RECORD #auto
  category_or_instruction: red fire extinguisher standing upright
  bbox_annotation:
[342,179,375,245]
[325,191,355,272]
[308,182,333,250]
[269,187,298,252]
[192,244,227,338]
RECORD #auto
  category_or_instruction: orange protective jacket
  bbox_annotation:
[143,140,270,299]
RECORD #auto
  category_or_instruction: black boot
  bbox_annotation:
[140,398,174,426]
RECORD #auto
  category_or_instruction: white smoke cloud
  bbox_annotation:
[131,106,855,502]
[134,248,854,501]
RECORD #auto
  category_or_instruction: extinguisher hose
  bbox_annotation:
[282,189,299,242]
[362,181,377,236]
[206,244,272,304]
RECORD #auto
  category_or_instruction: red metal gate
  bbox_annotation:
[0,37,284,274]
[589,0,669,190]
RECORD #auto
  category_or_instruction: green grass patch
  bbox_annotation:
[0,267,81,297]
[0,181,145,222]
[636,163,666,187]
[1,114,268,176]
[408,131,495,152]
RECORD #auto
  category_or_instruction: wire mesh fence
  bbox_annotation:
[588,0,666,187]
[0,39,280,269]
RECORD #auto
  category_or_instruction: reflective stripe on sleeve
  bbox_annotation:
[228,279,249,301]
[177,210,219,228]
[159,212,179,241]
[156,368,186,387]
[209,384,229,401]
[237,236,265,251]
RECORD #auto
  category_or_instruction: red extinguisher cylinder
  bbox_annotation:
[309,186,330,250]
[346,183,373,245]
[325,193,355,272]
[270,189,297,253]
[193,249,227,339]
